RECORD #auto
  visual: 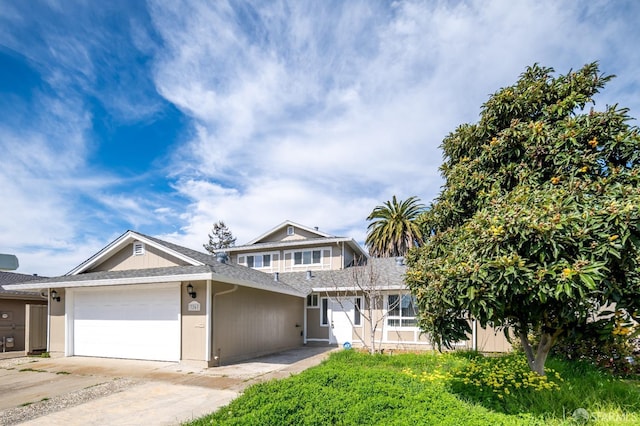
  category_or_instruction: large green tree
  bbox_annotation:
[405,63,640,375]
[366,195,425,257]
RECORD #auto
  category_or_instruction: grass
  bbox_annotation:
[185,350,640,425]
[18,368,47,373]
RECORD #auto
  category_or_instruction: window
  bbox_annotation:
[238,253,277,269]
[294,250,321,265]
[387,294,417,327]
[247,254,271,268]
[287,226,295,235]
[354,297,362,326]
[307,293,319,307]
[321,298,329,326]
[133,242,145,256]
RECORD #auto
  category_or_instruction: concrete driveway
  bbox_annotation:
[0,346,336,426]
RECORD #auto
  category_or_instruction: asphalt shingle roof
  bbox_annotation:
[278,257,408,294]
[0,271,48,296]
[3,233,306,298]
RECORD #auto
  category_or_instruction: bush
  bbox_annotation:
[550,318,640,377]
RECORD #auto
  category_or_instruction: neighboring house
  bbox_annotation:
[0,271,48,354]
[2,222,511,367]
[2,231,306,366]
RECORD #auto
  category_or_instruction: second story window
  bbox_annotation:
[247,254,271,268]
[294,250,321,265]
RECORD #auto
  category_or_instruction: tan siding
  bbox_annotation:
[306,308,327,340]
[476,326,513,352]
[49,289,65,355]
[26,304,48,352]
[212,284,304,365]
[89,244,189,272]
[181,281,207,362]
[0,298,46,352]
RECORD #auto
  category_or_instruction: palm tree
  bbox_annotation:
[365,195,425,257]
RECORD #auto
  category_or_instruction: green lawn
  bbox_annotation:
[185,350,640,425]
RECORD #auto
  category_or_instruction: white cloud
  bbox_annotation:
[148,0,640,257]
[3,0,640,276]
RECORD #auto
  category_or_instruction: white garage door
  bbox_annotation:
[72,283,180,362]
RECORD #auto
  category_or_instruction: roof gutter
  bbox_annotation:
[3,272,305,298]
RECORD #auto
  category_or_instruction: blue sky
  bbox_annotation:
[2,0,640,276]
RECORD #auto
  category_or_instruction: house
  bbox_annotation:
[0,271,48,354]
[1,231,306,366]
[225,221,511,352]
[2,222,510,366]
[224,220,368,272]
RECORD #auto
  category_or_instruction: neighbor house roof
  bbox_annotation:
[3,231,305,298]
[279,257,408,294]
[0,271,48,299]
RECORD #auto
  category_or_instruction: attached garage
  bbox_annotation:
[69,283,181,362]
[2,230,306,367]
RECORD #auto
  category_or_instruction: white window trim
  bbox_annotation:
[354,297,363,327]
[285,246,332,269]
[320,297,329,327]
[385,293,418,329]
[238,251,279,270]
[307,293,319,308]
[287,226,295,235]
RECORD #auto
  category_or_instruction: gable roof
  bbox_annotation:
[225,221,369,260]
[245,220,332,245]
[4,231,305,298]
[67,230,205,275]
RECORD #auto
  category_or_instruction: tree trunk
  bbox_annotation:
[519,329,561,376]
[369,301,376,354]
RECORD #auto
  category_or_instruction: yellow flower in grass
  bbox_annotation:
[551,176,560,185]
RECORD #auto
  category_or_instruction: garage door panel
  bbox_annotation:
[72,285,180,361]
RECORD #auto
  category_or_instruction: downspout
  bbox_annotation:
[205,280,212,363]
[303,297,308,345]
[212,285,238,366]
[341,241,345,269]
[47,288,51,354]
[472,319,478,351]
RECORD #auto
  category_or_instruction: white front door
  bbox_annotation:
[329,298,354,345]
[70,283,181,362]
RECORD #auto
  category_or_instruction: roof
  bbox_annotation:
[279,257,408,294]
[245,220,333,245]
[0,271,48,298]
[3,232,305,298]
[66,230,206,275]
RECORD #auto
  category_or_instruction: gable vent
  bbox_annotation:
[287,226,294,236]
[133,242,145,256]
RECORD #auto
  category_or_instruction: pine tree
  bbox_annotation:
[203,221,237,254]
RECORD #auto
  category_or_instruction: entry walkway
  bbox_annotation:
[0,346,336,425]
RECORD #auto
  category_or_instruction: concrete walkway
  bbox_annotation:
[0,346,336,425]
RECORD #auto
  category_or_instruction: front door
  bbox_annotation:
[329,298,354,345]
